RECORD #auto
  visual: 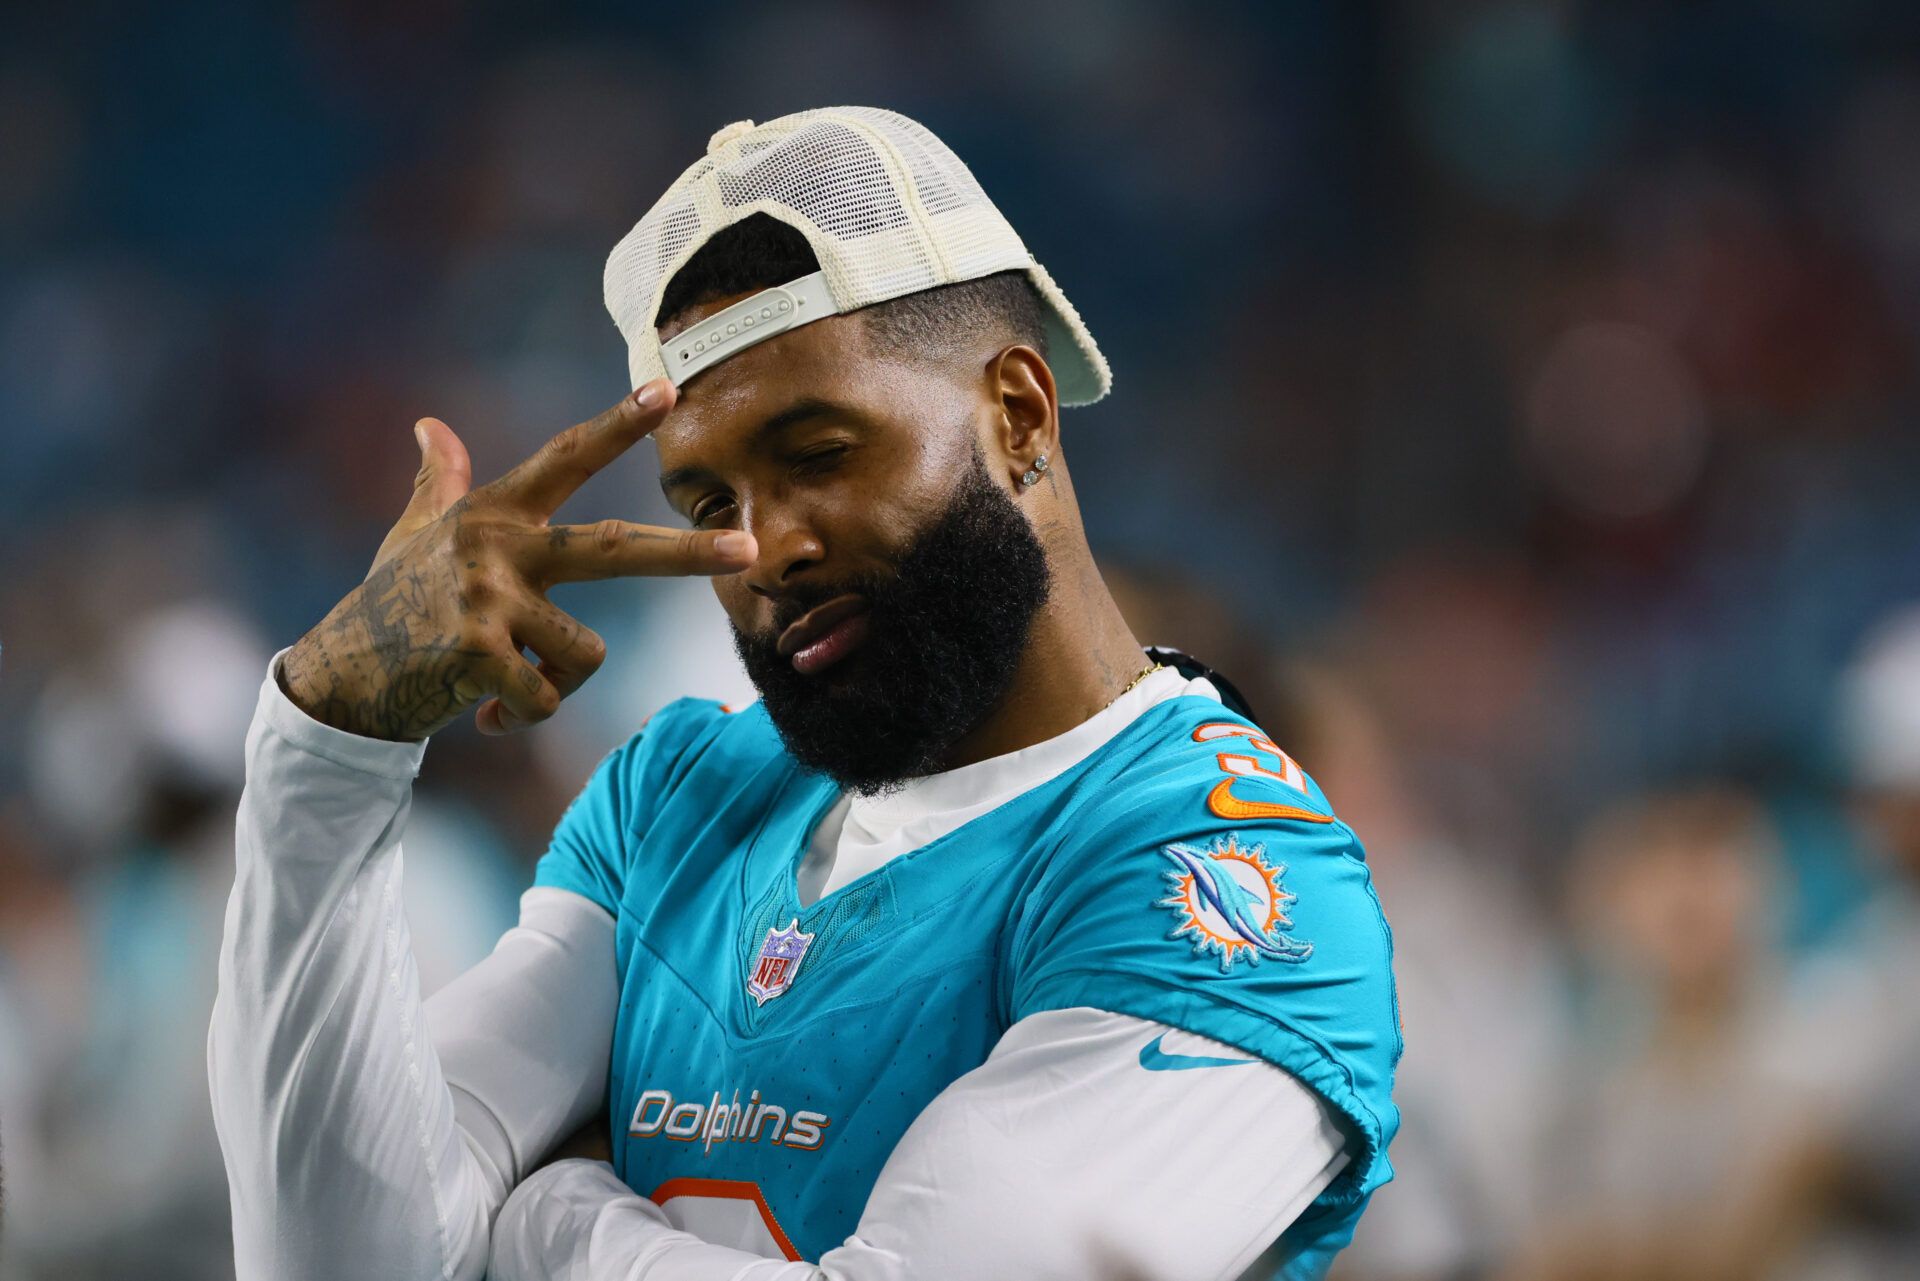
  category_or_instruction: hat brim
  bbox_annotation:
[1027,261,1111,406]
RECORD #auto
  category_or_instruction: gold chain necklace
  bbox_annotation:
[1120,660,1165,698]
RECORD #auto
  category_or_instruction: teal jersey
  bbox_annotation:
[534,693,1400,1273]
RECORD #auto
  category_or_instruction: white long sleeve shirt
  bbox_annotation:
[209,660,1345,1280]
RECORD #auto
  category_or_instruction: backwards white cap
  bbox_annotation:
[603,106,1111,406]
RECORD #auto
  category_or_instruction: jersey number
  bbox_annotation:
[652,1178,802,1261]
[1192,723,1331,824]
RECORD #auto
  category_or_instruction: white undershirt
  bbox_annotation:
[210,658,1347,1281]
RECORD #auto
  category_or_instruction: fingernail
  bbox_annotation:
[631,380,665,410]
[413,423,427,453]
[713,531,752,560]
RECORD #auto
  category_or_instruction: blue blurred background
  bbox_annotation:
[4,2,1920,1277]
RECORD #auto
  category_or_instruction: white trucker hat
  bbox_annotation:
[604,106,1111,405]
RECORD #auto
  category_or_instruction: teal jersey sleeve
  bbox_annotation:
[1007,710,1402,1217]
[532,698,734,915]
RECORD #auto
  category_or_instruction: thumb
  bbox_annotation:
[409,417,473,519]
[369,418,475,577]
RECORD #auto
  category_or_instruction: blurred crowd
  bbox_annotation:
[4,2,1920,1278]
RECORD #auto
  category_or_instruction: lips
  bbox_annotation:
[775,594,871,675]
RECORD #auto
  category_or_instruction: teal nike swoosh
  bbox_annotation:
[1138,1033,1254,1072]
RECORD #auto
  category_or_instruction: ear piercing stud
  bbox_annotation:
[1020,453,1051,487]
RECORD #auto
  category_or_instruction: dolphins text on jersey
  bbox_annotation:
[629,1086,830,1155]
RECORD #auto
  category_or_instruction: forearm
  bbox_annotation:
[209,658,494,1281]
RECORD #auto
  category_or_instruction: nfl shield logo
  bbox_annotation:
[747,918,815,1006]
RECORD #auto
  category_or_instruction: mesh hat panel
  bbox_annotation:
[604,106,1110,404]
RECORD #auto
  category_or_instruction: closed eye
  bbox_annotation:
[791,442,850,477]
[689,495,736,529]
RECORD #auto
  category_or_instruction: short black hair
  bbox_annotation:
[656,212,1049,366]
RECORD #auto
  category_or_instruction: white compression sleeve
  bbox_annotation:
[428,887,618,1210]
[208,658,617,1281]
[489,1007,1348,1281]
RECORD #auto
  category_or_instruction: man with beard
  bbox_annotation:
[209,108,1399,1281]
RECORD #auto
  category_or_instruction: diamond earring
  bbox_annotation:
[1020,453,1051,487]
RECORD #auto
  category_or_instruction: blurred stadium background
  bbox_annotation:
[4,2,1920,1278]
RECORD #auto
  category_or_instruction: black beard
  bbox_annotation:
[732,453,1051,795]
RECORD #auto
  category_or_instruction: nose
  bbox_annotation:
[741,504,825,600]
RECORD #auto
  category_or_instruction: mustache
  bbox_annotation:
[751,574,889,642]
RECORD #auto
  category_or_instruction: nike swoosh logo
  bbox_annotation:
[1138,1033,1255,1072]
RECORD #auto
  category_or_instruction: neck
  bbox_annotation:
[936,526,1147,772]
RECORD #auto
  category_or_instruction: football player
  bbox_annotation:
[209,107,1399,1280]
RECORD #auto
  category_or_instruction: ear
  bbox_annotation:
[986,344,1059,489]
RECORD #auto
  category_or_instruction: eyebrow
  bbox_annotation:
[657,396,851,498]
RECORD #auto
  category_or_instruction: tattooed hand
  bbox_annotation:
[281,380,756,742]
